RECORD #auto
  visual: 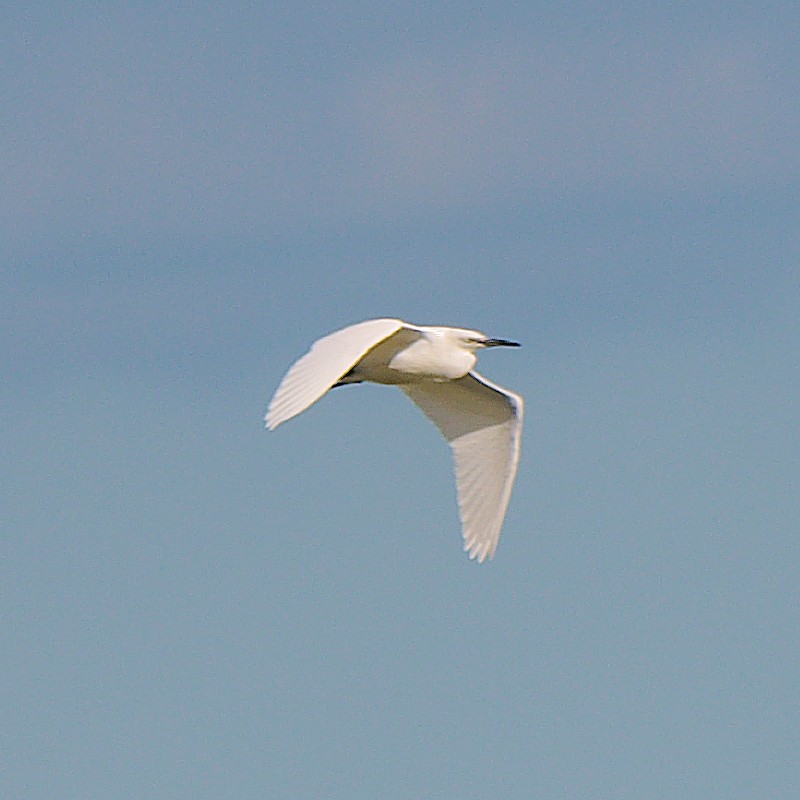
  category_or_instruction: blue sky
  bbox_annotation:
[3,3,799,798]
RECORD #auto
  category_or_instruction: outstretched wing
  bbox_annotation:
[266,318,406,430]
[402,371,523,563]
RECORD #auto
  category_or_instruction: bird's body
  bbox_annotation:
[337,324,479,385]
[266,318,523,562]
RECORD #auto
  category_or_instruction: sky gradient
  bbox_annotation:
[3,3,799,798]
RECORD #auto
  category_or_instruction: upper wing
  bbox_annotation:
[401,371,524,562]
[266,318,406,430]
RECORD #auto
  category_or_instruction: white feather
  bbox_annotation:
[266,319,406,430]
[402,373,523,562]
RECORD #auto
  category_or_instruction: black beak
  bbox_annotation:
[483,338,521,348]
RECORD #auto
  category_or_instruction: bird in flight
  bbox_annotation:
[266,318,523,562]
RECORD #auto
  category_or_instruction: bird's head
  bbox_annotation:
[453,329,521,351]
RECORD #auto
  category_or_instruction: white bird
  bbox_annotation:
[266,318,523,562]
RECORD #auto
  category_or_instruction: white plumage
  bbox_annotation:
[266,318,523,562]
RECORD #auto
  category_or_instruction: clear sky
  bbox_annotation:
[3,3,799,798]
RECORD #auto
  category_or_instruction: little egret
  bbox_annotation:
[266,318,523,562]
